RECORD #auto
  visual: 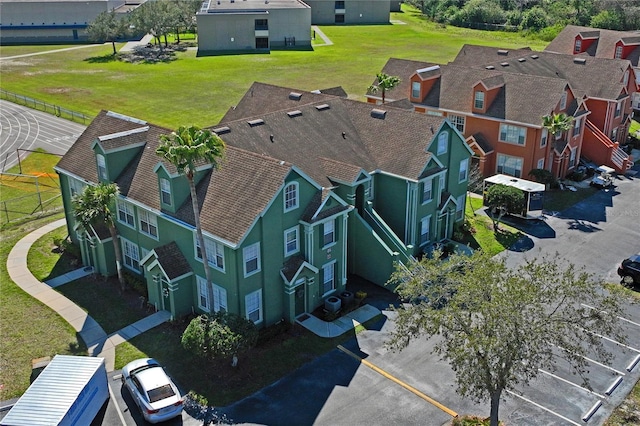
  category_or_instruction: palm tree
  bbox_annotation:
[72,182,126,290]
[368,72,401,104]
[156,126,225,312]
[542,112,574,140]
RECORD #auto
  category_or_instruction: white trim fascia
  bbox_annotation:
[438,194,457,213]
[371,169,418,183]
[140,249,157,265]
[445,121,475,156]
[437,107,548,128]
[310,192,351,222]
[54,167,95,185]
[279,260,319,285]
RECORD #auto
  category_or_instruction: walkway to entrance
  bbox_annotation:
[296,304,381,338]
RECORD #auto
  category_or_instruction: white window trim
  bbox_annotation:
[284,225,300,257]
[243,242,261,277]
[459,158,469,183]
[421,178,433,204]
[117,200,136,229]
[195,235,225,272]
[419,215,431,247]
[572,117,581,137]
[284,182,299,212]
[322,261,337,297]
[499,124,526,146]
[97,154,107,180]
[615,45,623,59]
[411,81,421,99]
[160,178,171,206]
[196,275,210,312]
[615,100,622,117]
[497,153,524,178]
[537,158,545,169]
[322,219,336,249]
[560,92,567,110]
[437,132,448,155]
[138,209,158,239]
[456,194,465,221]
[449,114,465,133]
[213,283,227,313]
[574,39,581,53]
[121,237,141,273]
[540,128,548,148]
[245,289,263,324]
[474,91,484,109]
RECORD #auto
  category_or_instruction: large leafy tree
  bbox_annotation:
[131,0,179,49]
[156,126,225,312]
[387,251,625,426]
[72,182,126,290]
[87,10,128,55]
[484,183,523,231]
[182,312,258,366]
[368,73,401,104]
[174,0,201,42]
[542,112,574,140]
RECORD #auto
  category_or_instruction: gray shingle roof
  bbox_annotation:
[149,241,192,280]
[545,25,640,65]
[366,58,437,101]
[57,110,298,246]
[452,45,632,101]
[213,84,445,184]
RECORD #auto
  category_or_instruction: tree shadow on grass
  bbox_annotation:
[84,53,119,64]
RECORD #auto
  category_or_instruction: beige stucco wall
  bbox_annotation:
[196,6,311,52]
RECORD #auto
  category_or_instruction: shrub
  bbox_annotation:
[536,23,564,42]
[124,271,147,297]
[257,320,290,346]
[355,291,367,300]
[566,171,585,182]
[528,168,556,185]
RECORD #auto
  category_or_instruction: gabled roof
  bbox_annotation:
[221,82,338,122]
[57,109,303,247]
[452,45,533,67]
[93,127,149,153]
[212,83,449,185]
[545,25,640,64]
[420,64,572,125]
[365,58,437,101]
[452,45,633,101]
[141,241,192,281]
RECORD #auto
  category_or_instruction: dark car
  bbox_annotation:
[617,254,640,286]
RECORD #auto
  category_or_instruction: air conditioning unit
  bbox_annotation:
[325,296,341,313]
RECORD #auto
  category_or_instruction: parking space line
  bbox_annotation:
[108,376,127,426]
[553,344,626,376]
[579,327,640,353]
[581,304,640,328]
[337,345,458,418]
[505,390,582,426]
[538,369,605,398]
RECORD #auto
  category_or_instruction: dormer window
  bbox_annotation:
[615,45,623,59]
[560,92,567,110]
[96,154,107,180]
[623,70,629,86]
[411,81,421,99]
[284,182,298,212]
[615,100,622,117]
[474,91,484,109]
[437,132,448,155]
[574,39,581,53]
[160,178,171,206]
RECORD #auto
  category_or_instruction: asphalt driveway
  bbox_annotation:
[218,165,640,426]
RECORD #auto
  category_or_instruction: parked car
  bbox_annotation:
[121,358,183,424]
[617,254,640,286]
[590,165,615,188]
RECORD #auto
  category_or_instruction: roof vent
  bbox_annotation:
[518,57,526,62]
[371,108,387,119]
[287,110,302,117]
[500,62,509,67]
[497,49,509,55]
[247,119,264,127]
[573,57,586,64]
[315,104,330,111]
[485,65,495,70]
[531,54,539,59]
[289,92,302,100]
[416,65,440,73]
[212,126,230,135]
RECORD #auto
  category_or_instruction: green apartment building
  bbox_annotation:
[55,83,472,327]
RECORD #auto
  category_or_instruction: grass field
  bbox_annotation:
[0,213,86,401]
[0,149,63,227]
[0,5,548,128]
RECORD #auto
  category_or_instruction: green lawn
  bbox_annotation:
[0,213,86,401]
[0,5,548,128]
[0,149,63,227]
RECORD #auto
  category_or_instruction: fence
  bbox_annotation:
[0,172,63,226]
[0,89,92,125]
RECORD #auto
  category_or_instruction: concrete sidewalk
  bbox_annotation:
[7,219,170,372]
[296,304,381,338]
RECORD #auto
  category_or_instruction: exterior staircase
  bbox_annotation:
[583,120,633,173]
